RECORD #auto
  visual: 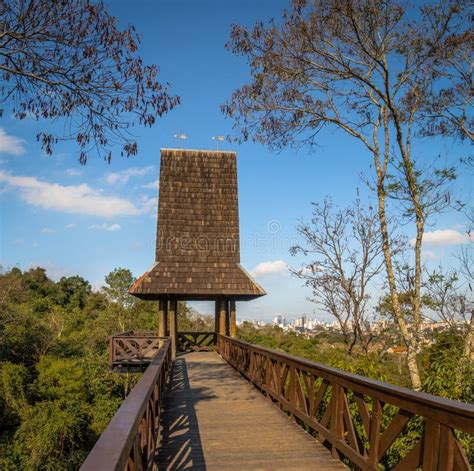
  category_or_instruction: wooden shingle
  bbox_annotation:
[129,149,266,300]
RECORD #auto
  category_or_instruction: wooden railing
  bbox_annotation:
[177,331,216,353]
[109,331,166,370]
[81,338,172,471]
[216,335,473,471]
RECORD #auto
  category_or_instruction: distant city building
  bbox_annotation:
[243,315,458,336]
[244,319,266,328]
[293,315,306,328]
[272,315,286,328]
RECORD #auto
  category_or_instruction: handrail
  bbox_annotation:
[81,338,172,471]
[216,335,473,470]
[177,331,215,334]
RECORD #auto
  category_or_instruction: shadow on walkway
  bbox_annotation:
[156,352,345,470]
[156,358,215,470]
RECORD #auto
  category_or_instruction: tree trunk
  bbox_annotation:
[392,112,424,330]
[374,149,422,389]
[465,310,474,361]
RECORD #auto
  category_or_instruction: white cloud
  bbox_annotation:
[422,250,439,260]
[41,227,55,234]
[0,128,26,155]
[0,171,152,217]
[250,260,288,278]
[65,223,76,229]
[65,168,82,176]
[88,223,121,231]
[140,196,157,215]
[142,179,159,190]
[410,229,472,247]
[105,166,154,185]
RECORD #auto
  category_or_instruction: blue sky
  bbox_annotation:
[0,0,471,322]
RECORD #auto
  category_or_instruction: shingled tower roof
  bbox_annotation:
[129,149,266,300]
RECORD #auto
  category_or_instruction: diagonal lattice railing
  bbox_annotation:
[177,331,217,353]
[216,335,473,471]
[109,331,167,370]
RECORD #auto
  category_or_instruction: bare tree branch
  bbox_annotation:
[0,0,179,163]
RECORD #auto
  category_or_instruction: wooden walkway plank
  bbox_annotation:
[156,352,345,470]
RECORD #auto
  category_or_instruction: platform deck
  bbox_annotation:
[156,352,345,470]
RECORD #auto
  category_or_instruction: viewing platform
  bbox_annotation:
[81,333,474,471]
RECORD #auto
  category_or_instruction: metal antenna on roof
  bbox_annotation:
[174,132,187,149]
[212,136,225,151]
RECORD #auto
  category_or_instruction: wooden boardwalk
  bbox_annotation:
[156,352,345,470]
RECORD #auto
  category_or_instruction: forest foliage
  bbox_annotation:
[0,266,161,470]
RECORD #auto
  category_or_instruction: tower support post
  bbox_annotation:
[158,298,168,337]
[214,299,220,333]
[169,298,178,357]
[215,297,227,336]
[229,300,236,337]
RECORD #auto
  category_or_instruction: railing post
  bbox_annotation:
[330,383,344,459]
[423,419,441,470]
[265,357,271,394]
[368,398,382,466]
[437,424,454,470]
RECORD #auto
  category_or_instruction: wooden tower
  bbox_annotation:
[129,149,265,354]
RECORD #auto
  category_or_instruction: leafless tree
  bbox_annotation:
[425,270,466,327]
[456,242,473,359]
[224,0,471,388]
[0,0,179,163]
[290,197,387,354]
[425,263,472,359]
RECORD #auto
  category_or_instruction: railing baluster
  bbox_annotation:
[422,419,441,470]
[368,398,382,466]
[330,383,344,459]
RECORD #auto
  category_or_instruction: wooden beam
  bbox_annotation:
[229,300,236,337]
[216,297,227,336]
[169,298,177,357]
[214,299,220,333]
[158,298,168,337]
[225,299,230,336]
